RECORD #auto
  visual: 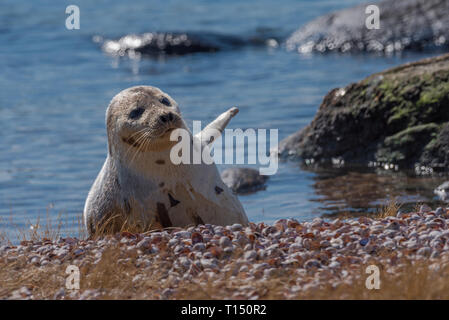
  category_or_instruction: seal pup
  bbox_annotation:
[83,86,248,235]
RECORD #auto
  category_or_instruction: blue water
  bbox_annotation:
[0,0,446,239]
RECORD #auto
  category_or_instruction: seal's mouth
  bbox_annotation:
[158,122,182,138]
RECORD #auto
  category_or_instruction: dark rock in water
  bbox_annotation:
[98,31,280,57]
[221,168,269,194]
[279,53,449,170]
[286,0,449,54]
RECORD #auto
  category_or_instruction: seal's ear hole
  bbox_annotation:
[160,97,171,107]
[129,107,145,119]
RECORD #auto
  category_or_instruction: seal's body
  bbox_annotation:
[83,86,248,235]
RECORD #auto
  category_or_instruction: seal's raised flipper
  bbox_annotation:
[195,107,239,147]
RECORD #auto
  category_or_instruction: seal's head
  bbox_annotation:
[106,86,184,156]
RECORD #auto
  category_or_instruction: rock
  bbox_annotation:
[173,231,191,239]
[328,261,340,269]
[191,232,204,245]
[244,250,257,261]
[137,237,152,250]
[419,205,432,214]
[79,289,101,300]
[286,0,449,54]
[387,221,400,231]
[279,53,449,170]
[54,248,69,260]
[304,259,321,269]
[219,236,232,248]
[201,258,218,270]
[53,288,65,300]
[10,286,32,300]
[221,167,269,194]
[193,243,205,252]
[230,223,243,231]
[98,31,279,58]
[359,238,369,247]
[417,247,432,257]
[132,274,144,283]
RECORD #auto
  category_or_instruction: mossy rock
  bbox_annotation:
[279,53,449,170]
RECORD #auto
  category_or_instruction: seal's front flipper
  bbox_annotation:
[195,107,239,147]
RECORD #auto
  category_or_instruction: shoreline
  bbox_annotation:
[2,205,449,299]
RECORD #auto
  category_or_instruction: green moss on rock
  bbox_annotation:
[279,53,449,170]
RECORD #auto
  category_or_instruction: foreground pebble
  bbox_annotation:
[2,207,449,299]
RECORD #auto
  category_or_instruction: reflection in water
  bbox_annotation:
[305,165,448,218]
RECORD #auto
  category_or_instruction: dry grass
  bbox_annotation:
[2,245,449,299]
[2,201,449,300]
[373,197,402,219]
[0,208,87,246]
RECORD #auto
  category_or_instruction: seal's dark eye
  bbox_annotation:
[160,97,171,107]
[129,107,145,119]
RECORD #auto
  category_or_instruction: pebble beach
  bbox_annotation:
[3,205,449,300]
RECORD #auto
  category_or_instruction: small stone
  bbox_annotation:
[328,261,340,269]
[435,207,444,216]
[359,238,369,246]
[219,236,232,248]
[168,238,179,247]
[162,288,175,298]
[240,265,249,272]
[244,250,257,261]
[231,224,243,231]
[311,218,323,227]
[263,268,276,277]
[54,248,69,259]
[174,231,191,239]
[201,258,218,269]
[179,257,192,269]
[288,243,302,253]
[54,288,65,300]
[224,246,234,255]
[136,237,151,249]
[430,251,440,259]
[387,221,400,231]
[396,211,406,218]
[132,274,144,283]
[304,259,321,269]
[419,204,432,214]
[191,232,203,244]
[79,289,101,300]
[383,240,395,249]
[193,243,206,251]
[416,247,432,257]
[30,256,40,265]
[10,286,32,300]
[73,249,84,257]
[40,259,49,266]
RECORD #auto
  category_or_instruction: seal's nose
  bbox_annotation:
[159,112,176,123]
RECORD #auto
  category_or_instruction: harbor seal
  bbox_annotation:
[83,86,248,236]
